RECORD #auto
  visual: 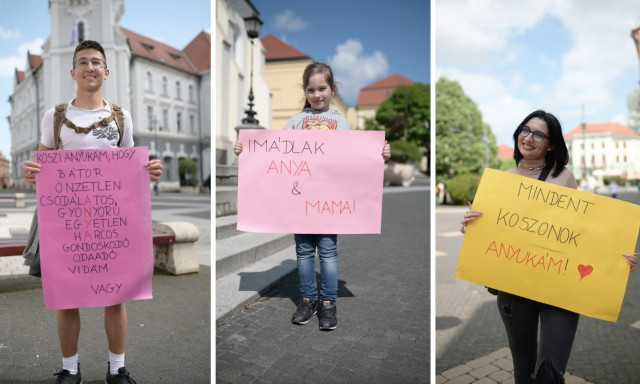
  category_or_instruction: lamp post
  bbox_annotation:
[242,15,263,125]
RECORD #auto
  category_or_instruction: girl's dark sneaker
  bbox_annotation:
[291,297,317,325]
[318,301,337,331]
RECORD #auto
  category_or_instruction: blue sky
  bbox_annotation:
[251,0,431,106]
[0,0,210,164]
[436,0,640,146]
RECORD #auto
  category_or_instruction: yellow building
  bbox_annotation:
[261,34,353,129]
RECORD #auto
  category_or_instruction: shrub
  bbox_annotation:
[603,176,626,186]
[447,173,482,205]
[180,178,199,187]
[389,140,422,163]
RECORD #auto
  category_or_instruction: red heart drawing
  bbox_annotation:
[578,264,593,281]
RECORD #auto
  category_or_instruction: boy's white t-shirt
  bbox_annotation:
[40,99,134,149]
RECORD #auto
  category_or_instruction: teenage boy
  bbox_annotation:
[23,40,163,384]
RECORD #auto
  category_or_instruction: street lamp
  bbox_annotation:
[242,15,263,125]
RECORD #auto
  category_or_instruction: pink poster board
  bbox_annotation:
[237,129,385,234]
[35,147,153,310]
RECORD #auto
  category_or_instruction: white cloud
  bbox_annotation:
[436,66,532,144]
[0,38,45,77]
[329,39,388,104]
[0,26,20,40]
[273,10,307,31]
[436,0,550,69]
[436,0,640,143]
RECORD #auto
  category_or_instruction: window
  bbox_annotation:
[190,114,195,133]
[78,22,85,43]
[146,72,153,92]
[162,76,168,95]
[141,42,154,53]
[176,81,181,100]
[162,109,168,131]
[623,142,627,149]
[189,85,194,102]
[601,142,605,149]
[177,112,182,131]
[147,106,153,131]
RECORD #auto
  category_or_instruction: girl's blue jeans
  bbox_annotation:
[294,234,338,305]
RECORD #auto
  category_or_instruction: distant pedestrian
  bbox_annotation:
[609,180,618,198]
[22,40,162,384]
[234,62,390,331]
[460,110,638,384]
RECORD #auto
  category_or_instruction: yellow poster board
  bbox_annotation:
[455,168,640,322]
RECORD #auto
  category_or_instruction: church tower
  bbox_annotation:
[43,0,131,109]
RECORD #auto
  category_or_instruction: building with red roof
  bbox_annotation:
[9,0,211,188]
[564,121,640,180]
[259,34,352,130]
[354,74,414,129]
[497,144,514,160]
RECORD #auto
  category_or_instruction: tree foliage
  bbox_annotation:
[179,158,198,186]
[435,77,498,181]
[375,83,430,150]
[627,88,640,133]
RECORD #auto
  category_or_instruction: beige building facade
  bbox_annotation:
[261,34,354,130]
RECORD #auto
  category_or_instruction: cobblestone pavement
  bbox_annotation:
[216,188,430,383]
[0,191,211,383]
[436,189,640,383]
[0,267,210,383]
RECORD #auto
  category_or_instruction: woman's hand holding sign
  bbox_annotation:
[460,201,483,234]
[623,253,639,272]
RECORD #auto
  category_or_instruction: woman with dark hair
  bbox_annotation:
[459,110,638,383]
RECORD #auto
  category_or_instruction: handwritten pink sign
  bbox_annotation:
[237,129,385,234]
[35,147,153,310]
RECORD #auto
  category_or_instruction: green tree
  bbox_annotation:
[375,82,430,153]
[179,158,198,186]
[435,77,497,180]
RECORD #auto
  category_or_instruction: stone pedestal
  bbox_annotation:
[14,193,25,208]
[152,221,200,275]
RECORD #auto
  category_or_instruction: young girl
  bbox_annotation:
[235,62,391,330]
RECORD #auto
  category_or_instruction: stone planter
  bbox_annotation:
[384,161,416,187]
[180,186,200,194]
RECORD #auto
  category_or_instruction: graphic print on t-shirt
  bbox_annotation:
[92,124,119,141]
[302,118,337,130]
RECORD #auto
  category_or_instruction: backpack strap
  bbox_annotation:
[110,103,125,147]
[53,103,68,150]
